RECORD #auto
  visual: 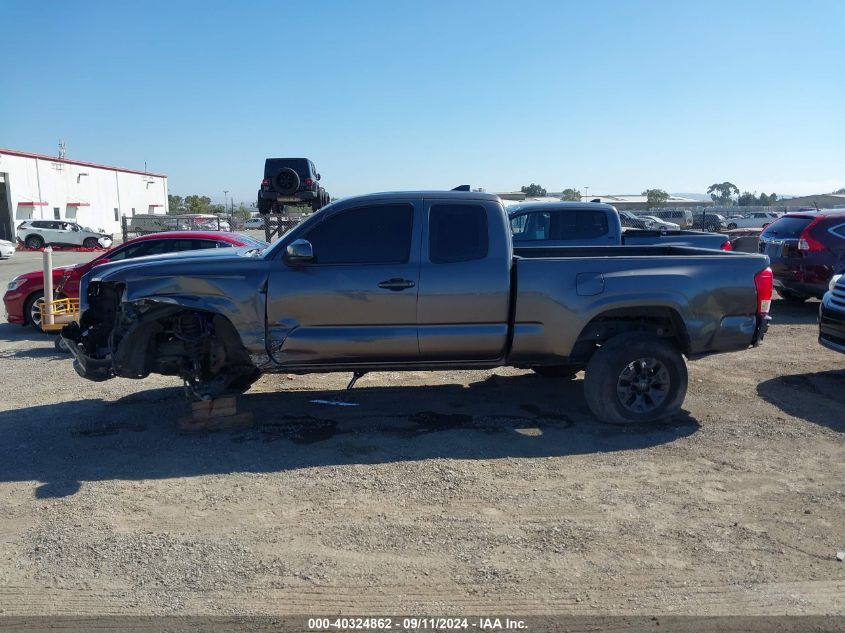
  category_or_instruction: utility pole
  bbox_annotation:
[223,190,229,215]
[584,186,590,202]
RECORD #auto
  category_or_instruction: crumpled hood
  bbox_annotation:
[89,247,264,283]
[78,246,271,331]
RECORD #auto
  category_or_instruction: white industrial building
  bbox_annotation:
[0,148,168,242]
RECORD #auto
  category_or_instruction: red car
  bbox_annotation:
[4,231,266,327]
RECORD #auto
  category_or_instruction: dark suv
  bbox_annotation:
[758,210,845,301]
[257,158,330,214]
[691,212,728,232]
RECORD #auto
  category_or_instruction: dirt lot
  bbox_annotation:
[0,250,843,616]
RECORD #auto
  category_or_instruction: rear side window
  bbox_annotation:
[305,204,414,264]
[762,217,813,239]
[429,204,488,263]
[830,224,845,238]
[511,212,550,241]
[557,210,609,239]
[265,158,310,179]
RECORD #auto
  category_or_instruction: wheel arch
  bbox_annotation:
[570,305,691,363]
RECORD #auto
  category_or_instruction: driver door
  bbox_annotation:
[265,201,422,366]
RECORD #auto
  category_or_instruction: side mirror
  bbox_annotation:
[316,173,321,181]
[285,239,314,265]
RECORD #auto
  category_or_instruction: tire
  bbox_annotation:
[583,334,688,425]
[531,366,579,379]
[727,223,737,230]
[776,288,809,302]
[274,168,300,194]
[25,235,45,250]
[706,223,718,232]
[257,199,271,215]
[24,290,45,328]
[83,237,99,249]
[311,196,322,212]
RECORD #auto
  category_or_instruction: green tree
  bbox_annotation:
[167,194,184,214]
[642,189,669,208]
[184,195,212,214]
[234,203,252,221]
[520,184,547,197]
[832,187,845,194]
[737,191,778,206]
[560,188,581,201]
[737,191,757,206]
[707,182,739,205]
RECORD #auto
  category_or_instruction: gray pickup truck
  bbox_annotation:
[63,190,772,424]
[508,202,731,250]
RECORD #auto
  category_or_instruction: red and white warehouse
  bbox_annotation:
[0,148,168,242]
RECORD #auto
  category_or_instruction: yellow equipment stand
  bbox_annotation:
[40,297,80,352]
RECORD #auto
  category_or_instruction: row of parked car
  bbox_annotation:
[3,231,267,327]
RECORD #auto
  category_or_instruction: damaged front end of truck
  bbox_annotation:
[61,277,261,401]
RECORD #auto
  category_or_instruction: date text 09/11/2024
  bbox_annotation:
[307,617,527,630]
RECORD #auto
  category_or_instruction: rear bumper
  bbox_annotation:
[819,296,845,355]
[774,277,827,299]
[258,190,317,203]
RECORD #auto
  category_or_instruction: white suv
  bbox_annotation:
[16,220,113,249]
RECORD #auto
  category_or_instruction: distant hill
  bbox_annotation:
[672,192,711,202]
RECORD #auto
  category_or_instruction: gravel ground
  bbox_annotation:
[0,250,843,616]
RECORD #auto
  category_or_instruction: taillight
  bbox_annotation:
[305,177,313,187]
[798,217,824,251]
[261,178,269,188]
[754,267,773,314]
[721,240,732,251]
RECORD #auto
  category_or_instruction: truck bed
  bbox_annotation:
[509,245,770,361]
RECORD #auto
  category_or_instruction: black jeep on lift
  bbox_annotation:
[257,158,330,214]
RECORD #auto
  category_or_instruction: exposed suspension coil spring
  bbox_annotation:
[178,313,204,374]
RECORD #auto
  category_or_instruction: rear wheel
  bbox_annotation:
[25,235,44,250]
[257,199,271,215]
[583,334,687,425]
[83,237,99,248]
[727,222,737,230]
[531,365,579,379]
[706,223,718,232]
[776,288,809,302]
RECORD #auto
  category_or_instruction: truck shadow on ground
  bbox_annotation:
[757,369,845,433]
[0,373,700,498]
[768,298,820,326]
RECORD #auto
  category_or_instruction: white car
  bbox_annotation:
[640,215,680,232]
[16,220,113,249]
[725,212,780,230]
[244,217,265,229]
[0,239,15,259]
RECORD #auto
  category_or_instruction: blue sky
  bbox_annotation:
[2,0,844,203]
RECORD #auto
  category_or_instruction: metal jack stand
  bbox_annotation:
[347,371,366,390]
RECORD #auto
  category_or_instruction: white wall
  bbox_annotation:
[0,150,168,237]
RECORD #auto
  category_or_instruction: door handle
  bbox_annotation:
[378,278,416,291]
